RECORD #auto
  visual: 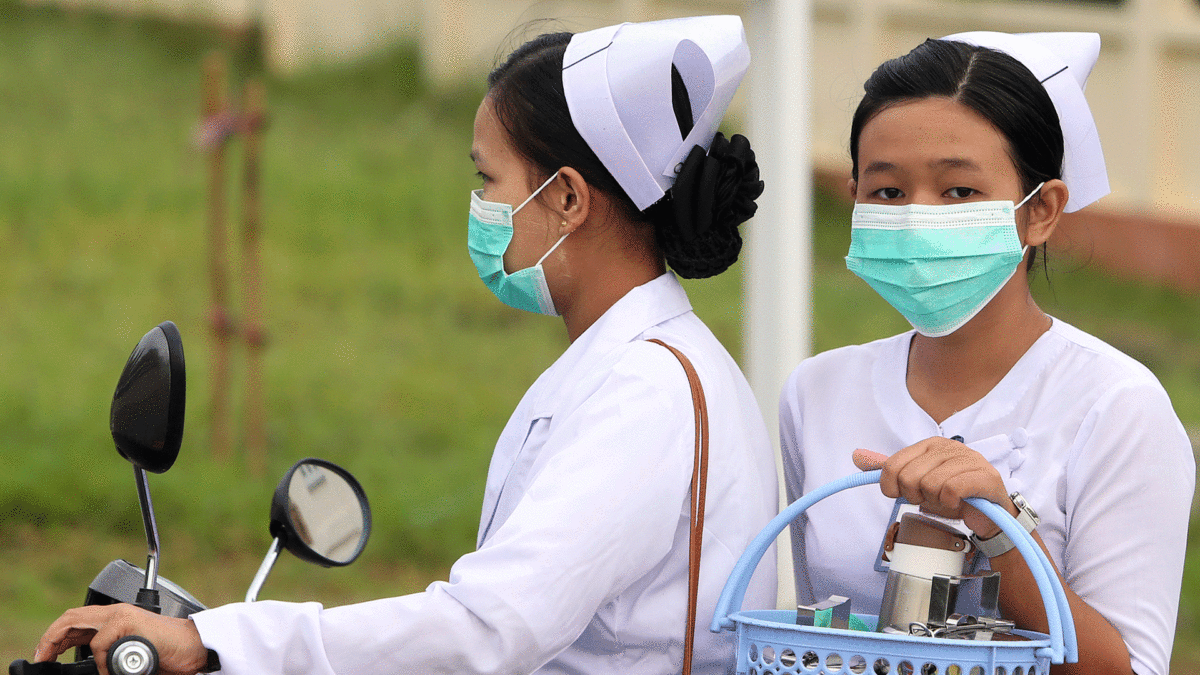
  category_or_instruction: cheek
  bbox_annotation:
[500,230,520,273]
[481,183,513,206]
[501,213,543,273]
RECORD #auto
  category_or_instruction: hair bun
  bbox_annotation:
[656,132,765,279]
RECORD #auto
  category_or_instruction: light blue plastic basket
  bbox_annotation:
[711,470,1078,675]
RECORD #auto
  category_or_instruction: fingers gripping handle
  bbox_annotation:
[9,636,158,675]
[708,470,1077,665]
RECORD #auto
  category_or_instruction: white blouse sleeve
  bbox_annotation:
[191,344,695,675]
[1061,379,1195,675]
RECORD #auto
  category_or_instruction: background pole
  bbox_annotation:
[744,0,814,610]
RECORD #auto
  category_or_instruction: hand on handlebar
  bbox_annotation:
[32,605,208,675]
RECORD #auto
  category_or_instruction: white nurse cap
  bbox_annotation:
[561,16,750,211]
[941,31,1109,212]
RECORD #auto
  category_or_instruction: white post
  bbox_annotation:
[744,0,813,610]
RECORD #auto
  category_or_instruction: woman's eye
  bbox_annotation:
[872,187,903,200]
[946,187,977,199]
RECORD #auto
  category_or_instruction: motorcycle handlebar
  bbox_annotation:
[10,635,158,675]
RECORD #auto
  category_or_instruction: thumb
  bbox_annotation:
[852,448,888,471]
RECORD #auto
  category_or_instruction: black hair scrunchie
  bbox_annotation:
[660,132,764,278]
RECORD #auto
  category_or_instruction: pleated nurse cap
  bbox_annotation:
[941,31,1110,212]
[561,16,750,211]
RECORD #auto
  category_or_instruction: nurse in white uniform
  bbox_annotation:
[779,33,1194,675]
[33,16,777,675]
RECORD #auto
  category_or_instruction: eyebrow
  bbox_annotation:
[862,161,899,175]
[862,157,983,175]
[930,157,982,172]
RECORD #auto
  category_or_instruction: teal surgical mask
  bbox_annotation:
[467,172,567,316]
[845,185,1043,337]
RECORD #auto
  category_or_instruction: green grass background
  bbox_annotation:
[1,1,1199,667]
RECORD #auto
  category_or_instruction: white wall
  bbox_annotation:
[27,0,1200,221]
[423,0,1200,219]
[263,0,420,73]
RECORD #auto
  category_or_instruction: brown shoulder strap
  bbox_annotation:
[647,339,709,675]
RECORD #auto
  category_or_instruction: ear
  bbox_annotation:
[848,177,858,201]
[1023,178,1068,248]
[552,167,591,235]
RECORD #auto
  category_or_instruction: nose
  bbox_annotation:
[906,190,944,206]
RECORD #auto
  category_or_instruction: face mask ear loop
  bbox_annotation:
[512,171,562,216]
[536,231,571,267]
[1015,181,1046,210]
[1015,181,1047,250]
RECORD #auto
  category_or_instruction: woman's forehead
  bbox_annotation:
[471,99,499,160]
[858,97,1015,176]
[471,97,515,166]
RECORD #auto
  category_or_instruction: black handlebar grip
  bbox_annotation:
[8,659,37,675]
[9,658,100,675]
[106,637,156,675]
[9,636,156,675]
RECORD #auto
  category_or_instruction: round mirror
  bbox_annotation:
[269,458,371,567]
[110,321,186,474]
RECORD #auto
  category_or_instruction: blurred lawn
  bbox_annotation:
[1,1,1198,666]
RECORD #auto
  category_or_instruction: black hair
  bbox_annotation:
[487,32,763,279]
[849,39,1063,272]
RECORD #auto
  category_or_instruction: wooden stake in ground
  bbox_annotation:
[202,52,235,462]
[241,79,268,477]
[198,57,270,474]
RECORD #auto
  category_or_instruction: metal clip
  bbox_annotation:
[796,595,851,629]
[931,613,1016,641]
[907,622,933,637]
[928,574,959,626]
[927,570,1002,627]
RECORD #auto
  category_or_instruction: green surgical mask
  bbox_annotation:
[845,184,1042,337]
[467,172,567,316]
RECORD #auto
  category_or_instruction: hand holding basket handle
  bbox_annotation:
[709,469,1078,666]
[851,445,1016,540]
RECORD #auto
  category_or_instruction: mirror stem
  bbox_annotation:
[246,537,282,603]
[134,467,161,602]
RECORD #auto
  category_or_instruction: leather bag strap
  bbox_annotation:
[647,339,709,675]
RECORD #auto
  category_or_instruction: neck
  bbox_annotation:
[906,272,1052,425]
[557,222,665,343]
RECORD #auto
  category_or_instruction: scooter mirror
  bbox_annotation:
[271,458,371,567]
[246,458,372,602]
[110,321,186,474]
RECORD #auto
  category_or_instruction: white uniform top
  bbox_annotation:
[779,319,1194,675]
[192,272,778,675]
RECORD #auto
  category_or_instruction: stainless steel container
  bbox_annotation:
[876,513,971,633]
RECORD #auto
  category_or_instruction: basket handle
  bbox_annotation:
[709,470,1078,665]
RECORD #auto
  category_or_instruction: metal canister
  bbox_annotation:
[876,513,972,633]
